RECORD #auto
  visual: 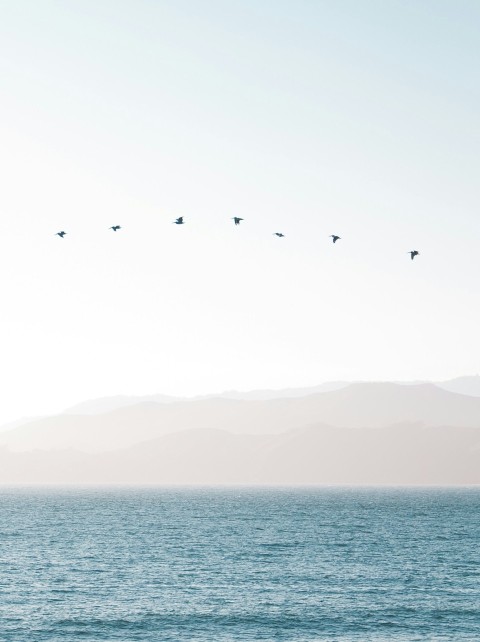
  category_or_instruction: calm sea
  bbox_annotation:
[0,487,479,641]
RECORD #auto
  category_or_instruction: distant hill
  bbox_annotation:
[63,394,181,415]
[61,382,349,415]
[59,376,480,419]
[210,382,349,400]
[0,422,478,485]
[2,382,480,454]
[436,376,480,397]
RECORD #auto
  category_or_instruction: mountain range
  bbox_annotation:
[1,379,479,484]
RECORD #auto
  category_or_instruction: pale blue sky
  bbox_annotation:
[0,1,479,423]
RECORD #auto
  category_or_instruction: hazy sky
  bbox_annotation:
[0,0,479,423]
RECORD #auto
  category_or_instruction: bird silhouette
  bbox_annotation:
[273,232,285,237]
[409,250,419,260]
[173,217,184,225]
[330,235,341,243]
[232,217,243,225]
[55,231,67,238]
[109,225,121,232]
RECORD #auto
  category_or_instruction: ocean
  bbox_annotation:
[0,487,479,641]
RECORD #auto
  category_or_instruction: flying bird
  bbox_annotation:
[173,217,184,225]
[330,235,341,243]
[409,250,420,260]
[273,232,285,237]
[55,231,67,238]
[109,225,121,232]
[232,217,243,225]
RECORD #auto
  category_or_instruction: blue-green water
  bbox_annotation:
[0,487,479,641]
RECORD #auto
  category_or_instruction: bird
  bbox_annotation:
[109,225,121,232]
[409,250,420,260]
[232,217,243,225]
[55,231,67,238]
[330,235,341,243]
[173,217,184,225]
[273,233,285,237]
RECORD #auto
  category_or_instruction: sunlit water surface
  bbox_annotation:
[0,487,479,641]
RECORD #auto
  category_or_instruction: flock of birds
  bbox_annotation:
[55,217,421,260]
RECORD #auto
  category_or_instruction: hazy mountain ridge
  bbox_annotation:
[3,377,480,439]
[58,376,480,418]
[436,376,480,397]
[0,422,478,485]
[1,380,480,484]
[63,394,182,415]
[61,382,350,415]
[2,382,480,454]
